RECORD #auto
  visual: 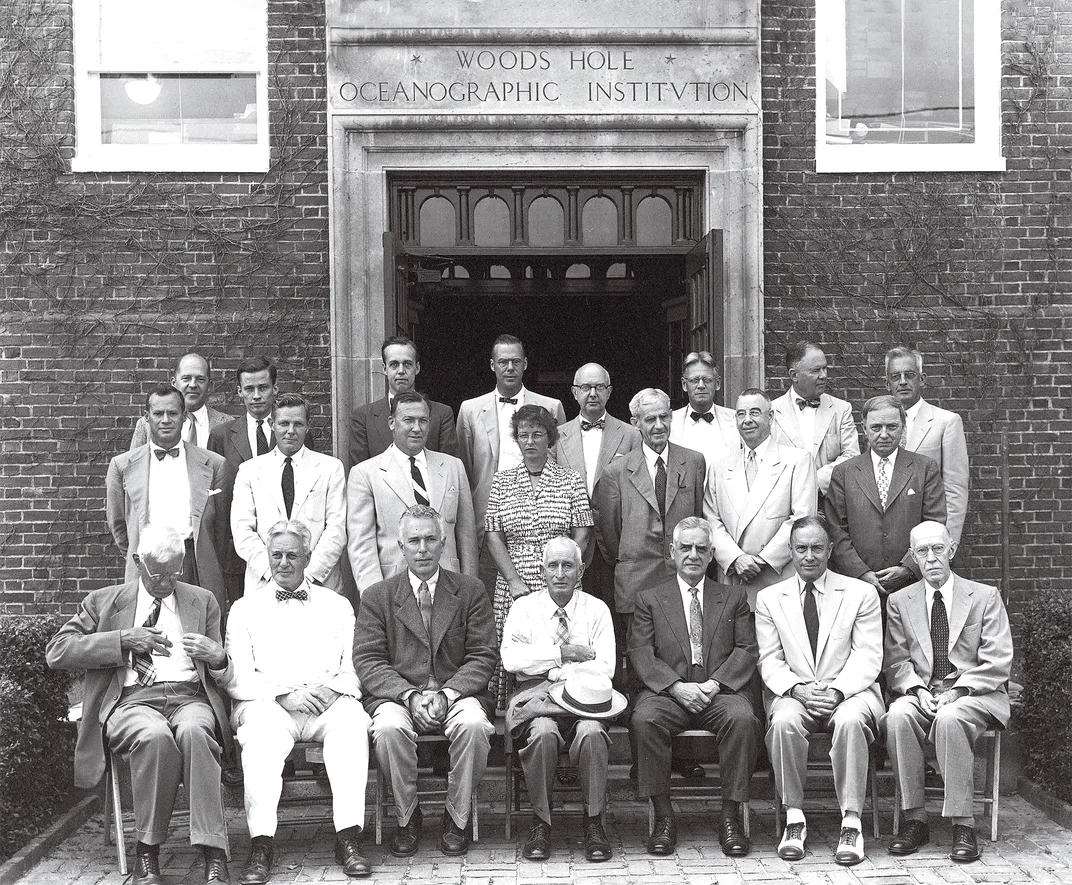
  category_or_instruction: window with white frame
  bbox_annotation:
[72,1,269,173]
[815,0,1004,173]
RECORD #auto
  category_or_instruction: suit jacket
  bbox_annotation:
[884,575,1012,726]
[346,447,478,593]
[353,569,497,715]
[756,571,885,716]
[130,405,232,450]
[231,448,347,593]
[628,577,757,697]
[592,442,706,614]
[770,391,860,495]
[45,580,234,788]
[348,395,459,467]
[905,399,969,547]
[668,404,739,468]
[105,444,228,610]
[824,450,946,579]
[457,390,566,543]
[704,441,817,608]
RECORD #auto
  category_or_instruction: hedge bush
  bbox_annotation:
[1018,589,1072,806]
[0,615,74,862]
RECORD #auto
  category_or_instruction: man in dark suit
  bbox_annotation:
[46,524,234,885]
[629,517,761,857]
[824,395,946,598]
[353,504,496,858]
[107,385,229,612]
[551,362,640,603]
[349,336,458,467]
[592,388,705,639]
[130,352,231,450]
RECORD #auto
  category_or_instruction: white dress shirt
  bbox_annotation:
[224,577,361,702]
[642,442,668,488]
[579,412,605,494]
[407,567,439,603]
[904,398,923,445]
[183,404,211,448]
[744,435,774,469]
[924,573,955,624]
[246,412,272,457]
[147,441,192,538]
[496,386,527,472]
[500,588,615,682]
[790,386,818,454]
[678,405,734,466]
[795,570,829,616]
[123,585,197,686]
[676,574,704,616]
[870,447,899,486]
[391,444,429,493]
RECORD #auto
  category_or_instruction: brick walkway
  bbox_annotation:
[16,793,1072,885]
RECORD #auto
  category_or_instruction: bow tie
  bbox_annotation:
[581,418,605,431]
[154,447,180,460]
[275,587,308,603]
[499,396,518,405]
[796,397,821,410]
[690,411,714,423]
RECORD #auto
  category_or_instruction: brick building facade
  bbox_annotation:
[1,0,1068,621]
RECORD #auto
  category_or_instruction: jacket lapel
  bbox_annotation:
[885,452,912,507]
[479,393,499,461]
[393,574,430,645]
[907,400,933,452]
[904,584,932,670]
[425,452,447,509]
[657,582,691,662]
[814,577,845,666]
[370,397,392,456]
[429,571,462,654]
[663,445,687,513]
[701,579,728,661]
[381,452,416,506]
[557,421,585,475]
[596,418,625,480]
[947,576,974,647]
[773,394,804,448]
[263,455,288,518]
[723,452,748,525]
[292,451,321,514]
[186,449,212,533]
[174,584,209,681]
[812,397,834,449]
[737,446,784,533]
[233,420,253,462]
[627,451,660,514]
[853,457,883,512]
[778,582,814,675]
[128,447,152,524]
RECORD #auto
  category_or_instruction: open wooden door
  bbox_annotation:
[383,232,415,339]
[683,229,726,403]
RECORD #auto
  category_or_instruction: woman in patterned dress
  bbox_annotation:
[485,405,593,709]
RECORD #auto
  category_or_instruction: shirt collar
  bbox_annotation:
[496,385,527,404]
[390,443,427,471]
[925,573,955,601]
[408,569,440,595]
[795,571,829,594]
[267,576,312,600]
[677,575,703,593]
[271,444,307,463]
[790,387,821,405]
[744,435,772,461]
[246,412,270,430]
[149,440,185,455]
[536,588,580,616]
[905,398,924,422]
[581,411,607,427]
[642,443,667,469]
[136,583,177,614]
[870,447,898,471]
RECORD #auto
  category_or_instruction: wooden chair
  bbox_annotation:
[893,728,1002,841]
[101,751,128,875]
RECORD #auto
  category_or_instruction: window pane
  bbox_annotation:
[473,196,511,246]
[825,0,975,146]
[527,196,565,246]
[419,196,457,247]
[635,195,673,246]
[100,74,257,145]
[581,196,618,246]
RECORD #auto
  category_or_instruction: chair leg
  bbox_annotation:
[374,769,384,845]
[869,755,880,838]
[773,790,783,837]
[893,781,902,834]
[108,758,127,875]
[472,786,479,843]
[742,801,750,838]
[988,732,1001,842]
[504,760,513,840]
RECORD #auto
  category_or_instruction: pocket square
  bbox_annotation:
[208,488,222,497]
[906,488,916,496]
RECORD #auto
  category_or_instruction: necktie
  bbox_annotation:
[899,430,908,449]
[418,581,433,636]
[745,449,758,490]
[410,456,430,506]
[654,456,667,517]
[690,410,714,423]
[796,398,821,410]
[688,587,704,667]
[931,590,953,682]
[130,598,162,686]
[154,447,179,461]
[256,419,269,456]
[803,581,819,659]
[553,606,569,646]
[185,414,197,446]
[275,586,308,603]
[581,418,605,431]
[282,456,295,517]
[877,457,890,509]
[499,396,518,405]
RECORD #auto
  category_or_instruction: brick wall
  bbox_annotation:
[761,0,1072,617]
[0,0,332,611]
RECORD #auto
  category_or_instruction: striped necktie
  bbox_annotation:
[410,456,429,506]
[130,598,162,686]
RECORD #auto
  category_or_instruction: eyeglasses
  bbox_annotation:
[912,544,949,559]
[572,383,610,393]
[516,431,548,442]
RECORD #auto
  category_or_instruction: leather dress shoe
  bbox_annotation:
[522,817,551,861]
[335,835,372,877]
[439,810,471,856]
[834,827,865,866]
[390,807,422,857]
[133,847,163,885]
[673,758,706,779]
[718,817,750,857]
[889,819,929,855]
[777,821,807,860]
[646,815,677,855]
[204,856,231,884]
[240,837,273,884]
[583,818,612,862]
[950,824,981,863]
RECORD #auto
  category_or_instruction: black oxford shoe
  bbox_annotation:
[718,817,750,857]
[390,806,422,857]
[583,818,612,862]
[646,815,677,855]
[439,810,471,856]
[522,818,551,861]
[239,836,273,884]
[133,847,163,885]
[889,819,929,855]
[335,834,372,877]
[949,824,980,863]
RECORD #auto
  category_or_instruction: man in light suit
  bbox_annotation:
[347,392,477,594]
[705,389,817,611]
[457,334,566,589]
[592,388,706,636]
[825,395,946,598]
[757,517,884,866]
[883,522,1013,863]
[354,505,496,858]
[669,351,738,467]
[232,393,347,594]
[629,517,760,858]
[130,352,231,450]
[551,362,640,604]
[886,346,970,547]
[46,524,234,885]
[770,342,860,499]
[107,384,229,612]
[348,336,458,467]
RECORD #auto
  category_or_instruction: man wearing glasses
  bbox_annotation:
[668,351,738,468]
[883,521,1013,863]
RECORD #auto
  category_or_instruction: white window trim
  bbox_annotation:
[815,1,1005,174]
[71,4,269,173]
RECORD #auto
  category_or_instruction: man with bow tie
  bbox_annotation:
[223,520,372,881]
[107,384,229,612]
[668,351,738,467]
[770,342,860,500]
[883,522,1013,863]
[129,352,231,450]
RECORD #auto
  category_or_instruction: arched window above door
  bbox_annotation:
[418,195,456,247]
[527,196,565,247]
[581,196,618,246]
[635,195,673,247]
[473,195,511,246]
